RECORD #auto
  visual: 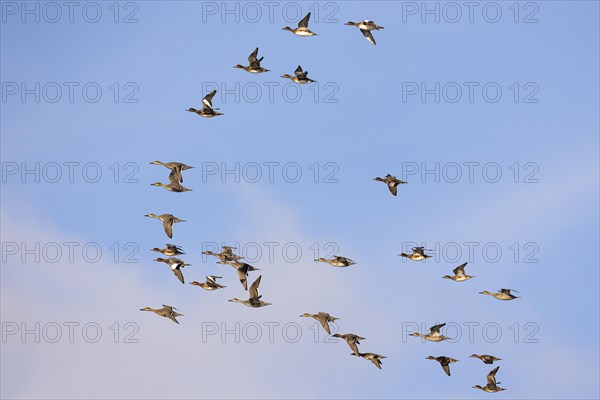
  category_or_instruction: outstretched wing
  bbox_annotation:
[202,90,217,109]
[173,268,185,284]
[360,29,376,45]
[319,319,331,335]
[163,219,173,238]
[388,184,398,196]
[487,366,500,385]
[442,363,451,376]
[248,47,259,63]
[430,323,445,333]
[248,275,262,299]
[453,262,468,276]
[298,12,311,28]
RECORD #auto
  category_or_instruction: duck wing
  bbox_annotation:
[487,366,500,385]
[442,363,451,376]
[163,219,173,238]
[298,12,311,28]
[248,47,259,63]
[172,267,185,284]
[388,183,398,196]
[202,90,217,109]
[318,319,331,335]
[453,262,468,276]
[430,323,446,334]
[248,275,262,299]
[360,29,376,45]
[236,268,248,290]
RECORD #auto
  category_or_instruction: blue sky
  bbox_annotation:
[1,1,599,398]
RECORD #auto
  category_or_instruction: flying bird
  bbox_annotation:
[190,275,226,291]
[187,90,224,117]
[442,262,474,282]
[234,47,270,73]
[151,244,185,256]
[479,288,520,301]
[154,257,190,284]
[333,333,365,356]
[300,312,340,335]
[314,256,356,267]
[144,213,185,238]
[140,305,183,324]
[345,20,384,45]
[282,12,317,36]
[410,323,450,342]
[373,174,406,196]
[399,246,432,261]
[281,65,317,84]
[426,356,459,376]
[473,366,506,392]
[229,275,272,308]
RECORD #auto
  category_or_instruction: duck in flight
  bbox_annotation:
[202,250,243,264]
[281,65,316,84]
[144,213,185,239]
[314,256,356,267]
[228,275,272,308]
[345,20,384,45]
[300,312,340,335]
[282,12,317,36]
[442,262,474,282]
[149,161,193,183]
[479,288,520,301]
[140,305,183,324]
[426,356,459,376]
[151,244,185,256]
[352,352,387,369]
[333,333,365,356]
[154,257,190,284]
[187,90,224,118]
[410,323,450,342]
[473,366,506,392]
[470,354,502,364]
[190,275,226,291]
[373,174,406,196]
[150,160,194,183]
[399,246,432,261]
[234,48,270,73]
[151,170,193,192]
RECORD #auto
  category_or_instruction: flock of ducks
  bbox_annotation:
[139,12,518,394]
